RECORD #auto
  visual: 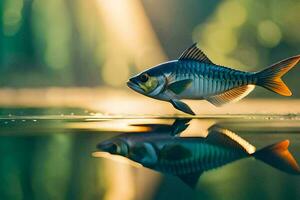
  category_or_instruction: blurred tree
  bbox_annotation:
[1,0,36,69]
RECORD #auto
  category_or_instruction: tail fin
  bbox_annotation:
[255,55,300,96]
[253,140,300,175]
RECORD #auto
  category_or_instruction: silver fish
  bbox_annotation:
[96,119,300,187]
[127,43,300,115]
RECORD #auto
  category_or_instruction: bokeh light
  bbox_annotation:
[257,20,282,48]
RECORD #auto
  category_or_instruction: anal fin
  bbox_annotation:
[206,85,255,107]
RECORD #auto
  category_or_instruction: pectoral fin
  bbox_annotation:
[170,99,195,115]
[168,79,193,94]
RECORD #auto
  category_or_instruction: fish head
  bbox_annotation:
[97,136,158,167]
[127,69,167,97]
[97,138,129,157]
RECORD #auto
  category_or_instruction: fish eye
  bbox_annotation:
[110,143,118,153]
[114,140,128,155]
[139,74,149,82]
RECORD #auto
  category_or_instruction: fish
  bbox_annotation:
[127,43,300,115]
[95,119,300,188]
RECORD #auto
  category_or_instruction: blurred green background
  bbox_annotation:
[1,1,300,199]
[0,0,300,97]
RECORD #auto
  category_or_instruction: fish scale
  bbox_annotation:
[155,142,247,175]
[174,61,252,98]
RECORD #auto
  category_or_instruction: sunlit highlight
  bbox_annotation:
[99,154,136,200]
[180,120,216,137]
[66,121,151,132]
[96,0,166,86]
[213,127,256,154]
[92,152,143,168]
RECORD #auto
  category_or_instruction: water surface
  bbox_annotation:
[0,107,300,200]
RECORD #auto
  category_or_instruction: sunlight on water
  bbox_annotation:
[66,120,152,132]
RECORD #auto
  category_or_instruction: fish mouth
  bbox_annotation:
[97,141,117,154]
[127,80,144,94]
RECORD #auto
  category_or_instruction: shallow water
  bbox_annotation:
[0,107,300,200]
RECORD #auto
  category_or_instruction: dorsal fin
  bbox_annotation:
[206,85,255,107]
[179,43,214,64]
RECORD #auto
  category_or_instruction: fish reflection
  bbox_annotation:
[96,119,300,188]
